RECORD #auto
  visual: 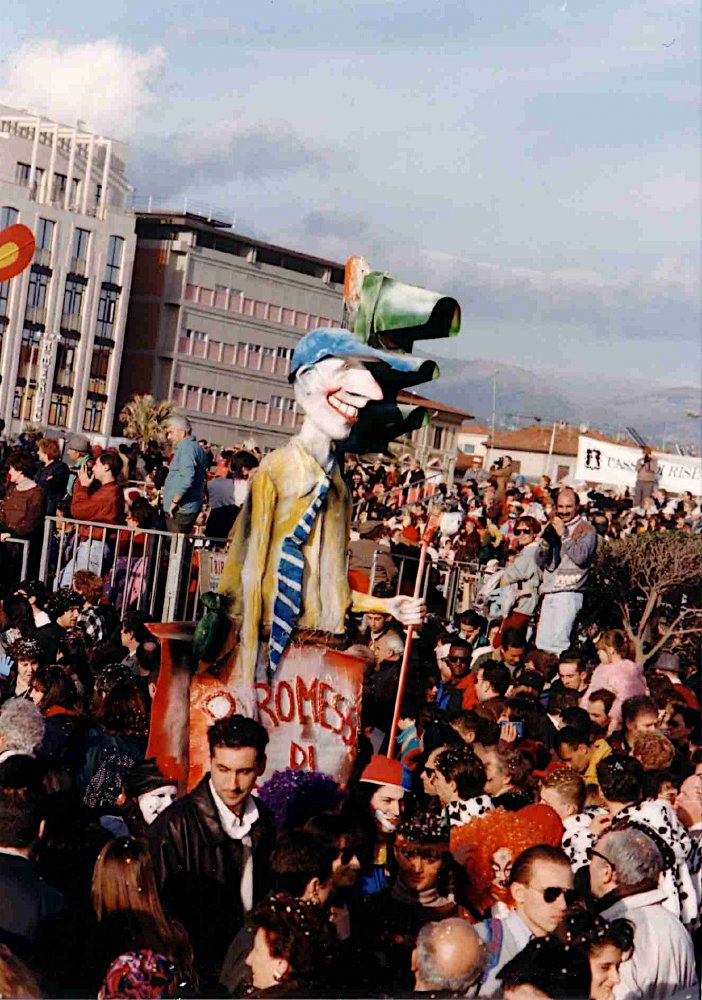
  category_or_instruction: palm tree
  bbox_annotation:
[119,394,174,449]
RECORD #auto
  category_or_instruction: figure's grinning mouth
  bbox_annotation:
[327,390,359,423]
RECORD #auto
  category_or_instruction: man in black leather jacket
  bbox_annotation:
[147,715,276,986]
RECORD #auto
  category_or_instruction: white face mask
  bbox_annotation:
[137,785,178,825]
[374,808,399,833]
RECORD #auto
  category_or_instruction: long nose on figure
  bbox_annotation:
[339,366,383,405]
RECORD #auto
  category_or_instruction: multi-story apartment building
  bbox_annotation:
[0,106,136,439]
[117,209,346,451]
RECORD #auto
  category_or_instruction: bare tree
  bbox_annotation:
[590,532,702,664]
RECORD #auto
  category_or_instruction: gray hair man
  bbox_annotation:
[590,827,697,999]
[162,415,209,535]
[412,917,485,995]
[535,487,597,655]
[0,699,45,762]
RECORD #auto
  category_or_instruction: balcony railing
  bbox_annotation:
[25,305,47,325]
[60,311,82,331]
[69,256,87,276]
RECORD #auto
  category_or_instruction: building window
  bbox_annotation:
[18,327,42,380]
[95,183,103,208]
[51,173,67,202]
[36,218,55,252]
[62,279,84,324]
[462,444,476,455]
[72,228,90,263]
[105,236,124,284]
[25,270,49,320]
[89,344,112,394]
[13,384,35,421]
[15,162,30,185]
[271,395,295,411]
[83,396,106,433]
[0,207,18,229]
[184,328,207,342]
[432,426,444,450]
[276,346,293,360]
[48,390,71,427]
[96,287,119,337]
[0,281,9,320]
[556,464,570,482]
[53,337,77,392]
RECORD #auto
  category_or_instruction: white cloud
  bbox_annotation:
[0,38,165,139]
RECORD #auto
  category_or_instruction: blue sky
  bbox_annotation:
[2,0,699,387]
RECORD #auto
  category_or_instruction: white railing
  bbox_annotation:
[38,517,229,621]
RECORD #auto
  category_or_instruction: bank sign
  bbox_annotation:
[575,435,702,494]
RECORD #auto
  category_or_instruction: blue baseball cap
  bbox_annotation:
[289,328,437,384]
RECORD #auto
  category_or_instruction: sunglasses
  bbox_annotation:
[586,848,611,866]
[446,656,470,663]
[540,886,578,905]
[514,528,533,536]
[422,766,436,778]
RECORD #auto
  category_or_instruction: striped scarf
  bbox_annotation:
[268,455,336,673]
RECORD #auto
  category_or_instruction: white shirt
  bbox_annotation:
[602,888,698,1000]
[208,781,259,912]
[475,909,532,998]
[208,781,259,840]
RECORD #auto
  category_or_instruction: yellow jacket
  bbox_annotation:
[218,437,386,682]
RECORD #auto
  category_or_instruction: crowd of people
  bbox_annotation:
[0,418,698,998]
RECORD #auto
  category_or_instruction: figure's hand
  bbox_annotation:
[552,516,566,537]
[0,653,13,678]
[0,533,9,542]
[386,595,426,627]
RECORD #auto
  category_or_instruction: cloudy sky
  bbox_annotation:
[2,0,699,387]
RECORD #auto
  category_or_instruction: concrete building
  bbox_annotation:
[394,392,473,483]
[117,210,346,451]
[0,106,136,439]
[456,421,490,472]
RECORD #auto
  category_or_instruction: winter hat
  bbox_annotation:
[655,652,682,676]
[124,759,175,800]
[360,754,412,792]
[64,433,91,455]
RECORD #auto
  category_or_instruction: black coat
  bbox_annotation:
[0,853,64,946]
[35,460,70,516]
[147,777,276,985]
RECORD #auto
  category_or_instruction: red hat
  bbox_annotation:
[360,754,412,792]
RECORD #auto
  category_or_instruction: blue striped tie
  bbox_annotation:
[268,456,336,674]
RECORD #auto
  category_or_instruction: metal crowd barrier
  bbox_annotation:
[367,549,485,620]
[38,517,229,622]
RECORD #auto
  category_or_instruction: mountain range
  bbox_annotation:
[426,356,701,451]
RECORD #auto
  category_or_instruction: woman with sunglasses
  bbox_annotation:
[495,516,542,637]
